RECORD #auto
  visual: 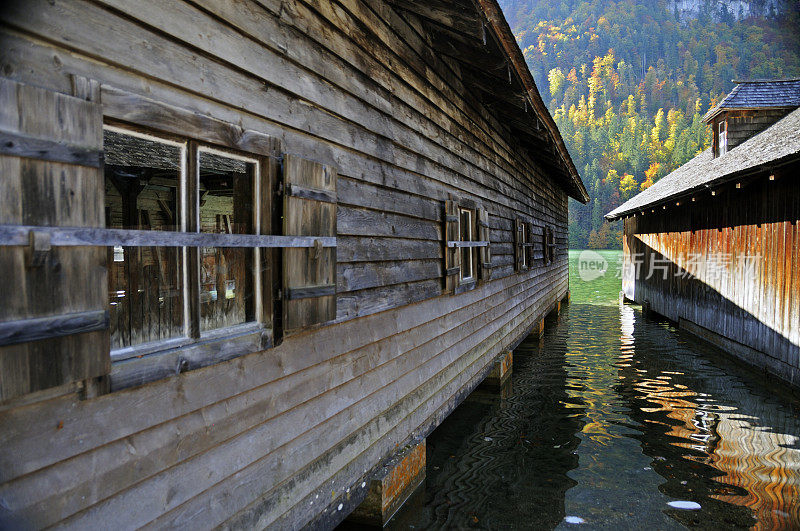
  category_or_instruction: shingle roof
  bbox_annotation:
[605,106,800,221]
[703,78,800,122]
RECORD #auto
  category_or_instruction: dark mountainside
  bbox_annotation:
[499,0,800,248]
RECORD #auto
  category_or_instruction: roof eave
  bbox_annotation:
[474,0,590,203]
[604,152,800,221]
[703,105,797,124]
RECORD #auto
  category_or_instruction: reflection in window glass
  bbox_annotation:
[104,128,184,349]
[460,209,473,281]
[199,150,256,332]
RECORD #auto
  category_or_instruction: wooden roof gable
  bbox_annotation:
[703,78,800,123]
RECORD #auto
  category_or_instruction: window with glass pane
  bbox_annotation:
[460,208,474,281]
[198,149,256,332]
[104,128,184,349]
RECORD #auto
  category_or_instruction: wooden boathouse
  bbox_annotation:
[606,79,800,388]
[0,0,588,527]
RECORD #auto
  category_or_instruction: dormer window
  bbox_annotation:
[718,121,728,156]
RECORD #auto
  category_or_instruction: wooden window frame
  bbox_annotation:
[458,207,475,283]
[195,145,263,337]
[103,125,189,352]
[103,124,270,364]
[514,218,533,272]
[444,198,489,295]
[718,121,727,156]
[521,222,529,269]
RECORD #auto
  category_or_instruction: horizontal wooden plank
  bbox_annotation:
[0,310,108,346]
[336,237,441,262]
[337,279,441,320]
[101,85,278,155]
[0,225,336,248]
[338,207,441,240]
[338,259,441,292]
[337,177,441,221]
[0,130,101,167]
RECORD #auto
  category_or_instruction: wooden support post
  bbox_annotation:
[346,441,426,527]
[548,300,561,319]
[481,350,512,389]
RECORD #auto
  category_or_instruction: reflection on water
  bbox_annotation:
[390,251,800,529]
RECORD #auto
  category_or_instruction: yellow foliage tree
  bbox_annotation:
[640,163,660,190]
[619,173,638,200]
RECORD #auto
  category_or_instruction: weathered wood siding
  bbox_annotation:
[0,0,570,528]
[623,165,800,386]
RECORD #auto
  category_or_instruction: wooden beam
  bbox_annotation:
[0,310,109,346]
[101,86,280,157]
[0,130,101,167]
[425,24,506,73]
[460,66,526,111]
[446,240,489,248]
[387,0,484,39]
[0,225,337,248]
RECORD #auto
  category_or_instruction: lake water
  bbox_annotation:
[389,250,800,529]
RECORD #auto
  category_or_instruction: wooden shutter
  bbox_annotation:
[443,199,461,292]
[514,218,524,272]
[0,77,108,401]
[282,154,337,334]
[477,208,491,281]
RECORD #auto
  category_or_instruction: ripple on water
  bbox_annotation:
[386,301,800,530]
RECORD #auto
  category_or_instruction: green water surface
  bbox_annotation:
[385,250,800,530]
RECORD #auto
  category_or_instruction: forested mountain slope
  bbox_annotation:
[499,0,800,248]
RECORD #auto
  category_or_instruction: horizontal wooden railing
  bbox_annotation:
[0,225,337,248]
[446,240,489,248]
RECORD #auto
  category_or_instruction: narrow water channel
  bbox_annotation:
[389,250,800,529]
